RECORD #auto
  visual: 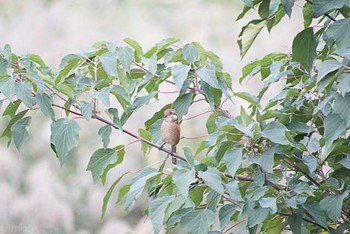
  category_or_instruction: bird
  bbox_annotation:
[160,108,180,164]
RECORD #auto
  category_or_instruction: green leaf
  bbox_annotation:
[171,65,191,91]
[288,214,302,234]
[56,54,83,83]
[247,207,270,228]
[98,125,112,149]
[125,169,160,212]
[15,81,35,108]
[172,93,194,120]
[324,114,346,144]
[173,168,196,198]
[313,0,345,17]
[50,118,81,165]
[87,147,125,183]
[99,52,117,77]
[282,0,294,17]
[235,92,261,108]
[101,171,130,220]
[261,121,289,145]
[0,77,16,102]
[302,154,318,174]
[320,191,349,221]
[80,102,93,120]
[303,2,313,28]
[316,59,342,81]
[124,38,143,57]
[333,93,350,127]
[225,181,243,201]
[116,184,131,204]
[339,156,350,169]
[325,19,350,53]
[149,195,175,234]
[183,43,200,63]
[250,148,275,173]
[303,202,328,229]
[95,87,110,108]
[198,167,224,195]
[3,99,21,118]
[338,73,350,96]
[219,204,238,230]
[138,128,152,155]
[35,93,55,120]
[1,110,27,146]
[11,116,31,151]
[259,197,277,214]
[224,147,242,177]
[238,19,266,58]
[196,63,220,89]
[180,209,215,234]
[118,47,134,72]
[292,28,317,72]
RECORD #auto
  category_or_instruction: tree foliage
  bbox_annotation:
[1,0,350,233]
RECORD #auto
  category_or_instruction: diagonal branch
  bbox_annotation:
[52,104,187,162]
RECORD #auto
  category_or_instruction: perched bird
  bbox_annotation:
[161,108,180,164]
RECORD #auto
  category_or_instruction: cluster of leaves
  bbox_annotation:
[0,0,350,233]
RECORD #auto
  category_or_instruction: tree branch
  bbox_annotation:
[51,104,187,162]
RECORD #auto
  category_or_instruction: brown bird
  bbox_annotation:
[160,108,180,164]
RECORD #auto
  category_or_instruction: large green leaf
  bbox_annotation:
[324,114,346,145]
[224,147,242,177]
[118,47,134,72]
[333,93,350,127]
[337,73,350,96]
[313,0,345,17]
[235,92,261,108]
[320,191,349,221]
[11,116,31,151]
[15,81,35,108]
[149,195,175,234]
[173,168,196,198]
[87,147,124,183]
[125,169,160,212]
[250,148,275,173]
[35,93,55,120]
[172,93,194,120]
[247,207,270,228]
[99,52,118,77]
[316,59,342,82]
[198,167,224,195]
[0,77,16,102]
[171,64,191,91]
[219,204,238,230]
[288,214,302,234]
[259,197,277,213]
[282,0,294,17]
[238,19,266,58]
[292,28,317,72]
[261,121,289,145]
[303,202,328,229]
[183,43,200,63]
[180,209,215,234]
[50,118,81,165]
[196,63,220,89]
[325,19,350,53]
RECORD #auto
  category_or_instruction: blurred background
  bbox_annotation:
[0,0,303,233]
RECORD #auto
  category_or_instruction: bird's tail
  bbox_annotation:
[171,145,177,165]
